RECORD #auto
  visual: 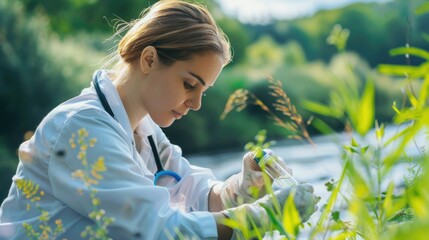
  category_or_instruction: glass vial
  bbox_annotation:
[253,149,298,189]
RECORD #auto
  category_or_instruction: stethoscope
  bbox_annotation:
[93,77,181,185]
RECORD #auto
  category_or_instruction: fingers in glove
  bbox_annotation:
[242,151,265,187]
[298,183,314,193]
[280,185,316,222]
[243,151,262,171]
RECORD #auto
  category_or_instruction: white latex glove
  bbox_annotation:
[222,184,318,234]
[220,151,292,207]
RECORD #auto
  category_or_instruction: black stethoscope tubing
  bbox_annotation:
[93,77,181,185]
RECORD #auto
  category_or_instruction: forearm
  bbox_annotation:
[208,184,234,239]
[212,212,233,240]
[208,182,224,212]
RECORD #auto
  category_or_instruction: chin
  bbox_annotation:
[156,119,175,128]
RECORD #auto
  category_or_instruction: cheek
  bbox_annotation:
[163,83,185,102]
[154,88,183,109]
[148,72,185,107]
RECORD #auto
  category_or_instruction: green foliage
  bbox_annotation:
[246,0,429,67]
[415,2,429,15]
[244,130,275,152]
[312,21,429,239]
[0,142,18,201]
[222,43,402,140]
[282,41,307,66]
[216,17,251,65]
[282,191,302,237]
[246,36,285,68]
[326,24,350,52]
[222,12,429,238]
[18,0,156,35]
[295,21,429,239]
[302,50,379,136]
[0,0,103,152]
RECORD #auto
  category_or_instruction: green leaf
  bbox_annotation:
[415,2,429,15]
[418,75,429,107]
[409,195,428,219]
[351,138,359,147]
[331,211,340,222]
[384,110,429,167]
[355,80,375,136]
[314,160,348,237]
[382,182,395,218]
[389,47,429,60]
[361,145,369,154]
[375,121,385,143]
[407,91,420,108]
[260,203,289,238]
[377,64,419,77]
[309,118,335,135]
[282,191,302,236]
[393,107,422,123]
[392,101,400,114]
[302,100,341,118]
[343,145,360,154]
[244,142,255,151]
[411,62,429,79]
[387,208,414,223]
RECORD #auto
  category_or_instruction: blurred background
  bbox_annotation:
[1,0,428,201]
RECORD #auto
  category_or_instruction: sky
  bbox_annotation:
[216,0,392,24]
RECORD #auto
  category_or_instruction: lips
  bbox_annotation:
[172,110,183,119]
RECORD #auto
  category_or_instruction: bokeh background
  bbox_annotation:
[1,0,428,200]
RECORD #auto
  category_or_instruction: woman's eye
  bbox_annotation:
[184,82,195,90]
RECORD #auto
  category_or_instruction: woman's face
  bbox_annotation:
[140,51,224,127]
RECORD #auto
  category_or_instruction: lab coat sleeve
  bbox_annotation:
[154,124,221,212]
[48,109,217,239]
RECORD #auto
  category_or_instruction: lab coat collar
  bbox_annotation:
[91,70,155,139]
[136,115,155,137]
[92,70,134,140]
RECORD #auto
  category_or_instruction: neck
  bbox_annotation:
[113,66,147,131]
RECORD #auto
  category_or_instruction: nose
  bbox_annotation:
[186,92,203,111]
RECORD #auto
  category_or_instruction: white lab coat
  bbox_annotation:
[0,70,221,239]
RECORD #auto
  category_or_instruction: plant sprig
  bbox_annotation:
[221,76,313,144]
[70,128,114,240]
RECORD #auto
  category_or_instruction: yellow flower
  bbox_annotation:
[72,170,85,179]
[89,138,97,147]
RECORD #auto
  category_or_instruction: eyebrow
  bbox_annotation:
[189,71,206,86]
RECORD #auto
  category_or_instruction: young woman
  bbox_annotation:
[0,1,318,239]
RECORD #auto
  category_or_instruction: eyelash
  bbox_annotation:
[184,81,196,90]
[184,80,206,96]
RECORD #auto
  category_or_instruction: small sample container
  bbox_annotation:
[254,149,298,189]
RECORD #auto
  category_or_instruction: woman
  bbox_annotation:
[0,1,317,239]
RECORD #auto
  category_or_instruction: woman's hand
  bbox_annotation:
[221,183,318,237]
[220,150,293,207]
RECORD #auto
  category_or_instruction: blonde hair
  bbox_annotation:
[106,0,231,68]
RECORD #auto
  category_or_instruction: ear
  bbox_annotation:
[139,46,159,74]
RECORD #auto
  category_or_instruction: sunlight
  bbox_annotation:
[216,0,392,24]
